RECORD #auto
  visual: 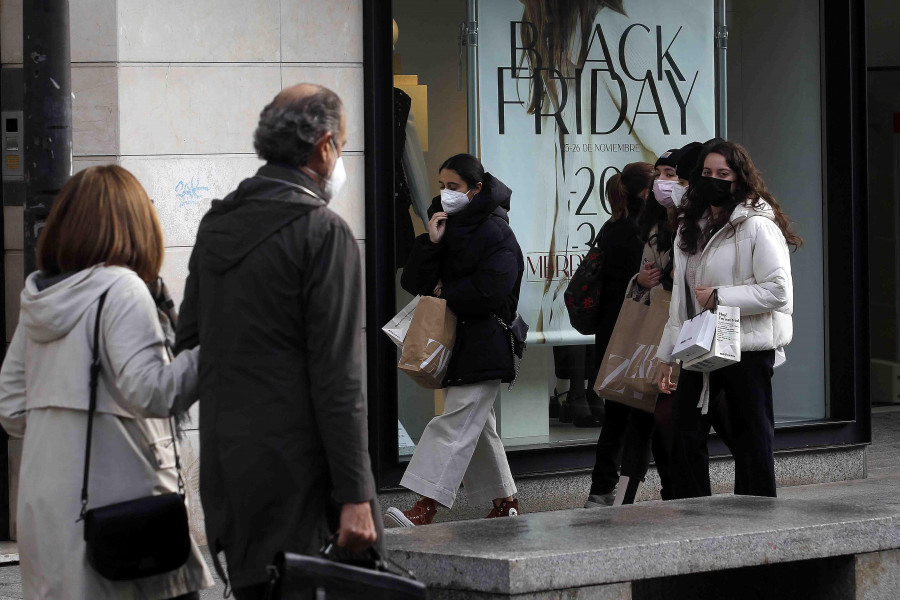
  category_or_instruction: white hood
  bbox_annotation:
[20,265,135,344]
[729,198,777,225]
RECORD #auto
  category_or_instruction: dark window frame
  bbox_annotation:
[363,0,869,490]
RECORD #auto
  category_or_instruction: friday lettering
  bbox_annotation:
[497,20,700,136]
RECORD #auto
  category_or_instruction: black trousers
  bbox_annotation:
[590,398,655,499]
[233,584,268,600]
[652,392,677,501]
[671,350,776,499]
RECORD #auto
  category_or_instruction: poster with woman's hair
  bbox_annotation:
[478,0,715,344]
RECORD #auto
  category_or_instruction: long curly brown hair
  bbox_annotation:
[678,141,803,255]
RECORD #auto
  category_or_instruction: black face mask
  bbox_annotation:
[695,176,733,207]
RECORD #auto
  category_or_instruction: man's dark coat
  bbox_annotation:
[400,173,524,386]
[175,164,375,588]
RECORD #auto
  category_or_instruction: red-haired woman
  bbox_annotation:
[656,141,800,499]
[0,166,212,598]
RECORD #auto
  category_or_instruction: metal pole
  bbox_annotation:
[716,0,728,139]
[23,0,72,276]
[467,0,479,155]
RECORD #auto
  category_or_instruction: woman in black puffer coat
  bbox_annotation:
[385,154,525,528]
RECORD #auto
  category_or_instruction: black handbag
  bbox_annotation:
[79,290,192,581]
[493,312,529,390]
[265,535,428,600]
[564,227,606,335]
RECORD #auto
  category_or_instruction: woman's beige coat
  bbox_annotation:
[0,265,213,599]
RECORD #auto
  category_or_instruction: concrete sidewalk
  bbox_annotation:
[0,407,897,598]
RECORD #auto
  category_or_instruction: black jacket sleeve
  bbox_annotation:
[440,240,519,316]
[174,245,201,354]
[303,218,375,505]
[400,233,445,296]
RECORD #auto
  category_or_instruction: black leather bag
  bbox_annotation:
[493,312,529,390]
[507,313,529,359]
[266,536,428,600]
[80,290,191,581]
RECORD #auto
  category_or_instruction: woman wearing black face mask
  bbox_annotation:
[654,141,802,500]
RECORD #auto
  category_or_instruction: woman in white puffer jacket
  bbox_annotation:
[655,141,802,500]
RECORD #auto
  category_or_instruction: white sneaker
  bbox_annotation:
[384,507,414,528]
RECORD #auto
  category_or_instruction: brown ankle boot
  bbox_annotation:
[486,498,520,519]
[384,498,437,528]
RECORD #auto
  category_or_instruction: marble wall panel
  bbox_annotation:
[0,0,23,65]
[72,65,119,156]
[120,154,263,247]
[71,0,117,63]
[117,0,280,63]
[281,0,364,63]
[118,65,281,156]
[3,207,22,251]
[73,156,118,172]
[0,0,117,65]
[281,65,365,153]
[160,246,192,309]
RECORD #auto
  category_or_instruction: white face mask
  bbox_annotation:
[321,138,346,202]
[440,188,472,215]
[653,179,679,208]
[671,183,688,208]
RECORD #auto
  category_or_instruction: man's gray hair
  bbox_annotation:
[253,85,343,166]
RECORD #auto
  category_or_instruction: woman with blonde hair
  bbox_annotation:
[0,166,213,598]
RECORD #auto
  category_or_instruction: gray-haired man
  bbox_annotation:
[175,84,378,599]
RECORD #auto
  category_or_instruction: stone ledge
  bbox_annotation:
[385,494,900,596]
[378,444,866,525]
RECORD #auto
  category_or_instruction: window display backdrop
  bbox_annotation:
[477,1,714,442]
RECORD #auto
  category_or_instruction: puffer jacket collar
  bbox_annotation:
[728,198,776,226]
[427,172,512,227]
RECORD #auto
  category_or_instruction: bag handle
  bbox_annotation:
[79,290,185,522]
[319,533,418,580]
[492,314,523,391]
[79,291,109,521]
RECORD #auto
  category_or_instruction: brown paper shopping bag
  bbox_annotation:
[594,290,679,413]
[398,297,457,389]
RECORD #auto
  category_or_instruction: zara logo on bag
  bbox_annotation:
[597,343,660,394]
[421,338,452,376]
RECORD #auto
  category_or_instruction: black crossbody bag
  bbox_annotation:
[79,290,192,580]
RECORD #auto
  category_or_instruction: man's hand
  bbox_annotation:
[336,501,377,553]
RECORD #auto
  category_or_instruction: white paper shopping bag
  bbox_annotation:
[382,296,420,348]
[671,309,717,362]
[684,305,742,372]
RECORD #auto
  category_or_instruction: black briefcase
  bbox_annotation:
[267,537,428,600]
